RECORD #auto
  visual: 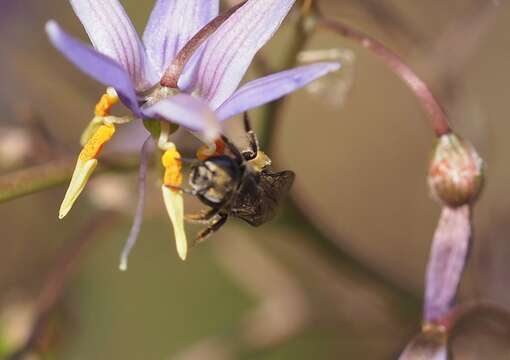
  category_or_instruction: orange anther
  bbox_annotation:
[196,138,225,161]
[79,124,115,161]
[162,148,183,188]
[94,91,119,117]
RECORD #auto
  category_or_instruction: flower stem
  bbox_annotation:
[0,156,139,204]
[316,13,451,137]
[257,1,420,309]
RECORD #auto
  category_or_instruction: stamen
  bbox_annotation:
[79,124,115,162]
[162,148,183,188]
[160,146,188,260]
[196,138,225,161]
[59,123,116,219]
[94,87,119,117]
[59,88,125,219]
[162,186,187,261]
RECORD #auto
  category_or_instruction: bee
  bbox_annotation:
[185,114,295,243]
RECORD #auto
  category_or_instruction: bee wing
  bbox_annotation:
[231,170,295,226]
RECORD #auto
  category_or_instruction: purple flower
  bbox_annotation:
[46,0,339,134]
[45,0,340,264]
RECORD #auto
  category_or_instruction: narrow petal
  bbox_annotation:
[162,186,188,260]
[193,0,296,109]
[69,0,158,90]
[119,136,154,271]
[46,21,141,116]
[424,205,471,323]
[142,94,220,142]
[215,62,341,121]
[143,0,219,75]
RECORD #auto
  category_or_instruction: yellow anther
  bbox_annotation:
[94,88,119,117]
[162,148,183,188]
[79,124,115,162]
[59,123,115,219]
[196,138,225,161]
[162,186,187,261]
[160,145,188,260]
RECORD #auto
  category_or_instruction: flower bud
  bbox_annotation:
[428,133,484,207]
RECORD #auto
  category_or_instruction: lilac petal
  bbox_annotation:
[142,94,220,141]
[69,0,158,90]
[193,0,296,109]
[119,136,154,271]
[216,62,341,120]
[143,0,219,76]
[46,21,141,116]
[424,205,471,323]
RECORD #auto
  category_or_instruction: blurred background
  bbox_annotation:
[1,0,510,358]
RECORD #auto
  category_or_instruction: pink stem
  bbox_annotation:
[317,15,451,136]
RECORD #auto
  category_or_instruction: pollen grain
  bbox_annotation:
[162,148,183,188]
[79,124,115,162]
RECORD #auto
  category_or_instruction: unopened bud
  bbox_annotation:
[428,133,484,207]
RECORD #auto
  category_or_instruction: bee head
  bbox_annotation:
[190,156,240,204]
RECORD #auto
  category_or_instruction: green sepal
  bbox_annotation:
[143,119,161,139]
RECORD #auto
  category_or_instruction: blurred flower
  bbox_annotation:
[428,133,484,207]
[298,48,355,107]
[87,174,135,212]
[45,0,340,265]
[0,300,34,354]
[0,127,31,170]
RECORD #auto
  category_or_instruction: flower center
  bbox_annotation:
[142,86,180,107]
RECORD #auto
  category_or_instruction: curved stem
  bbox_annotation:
[0,156,139,204]
[316,14,451,137]
[258,1,420,308]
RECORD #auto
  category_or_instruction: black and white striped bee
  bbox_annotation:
[186,114,295,243]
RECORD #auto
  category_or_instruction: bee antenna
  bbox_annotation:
[243,112,252,133]
[243,113,259,158]
[220,135,244,163]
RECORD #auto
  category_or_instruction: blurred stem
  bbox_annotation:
[258,1,420,308]
[5,211,119,360]
[0,156,138,204]
[315,12,451,137]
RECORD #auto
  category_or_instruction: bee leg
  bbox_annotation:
[243,112,259,160]
[194,213,228,245]
[185,208,219,224]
